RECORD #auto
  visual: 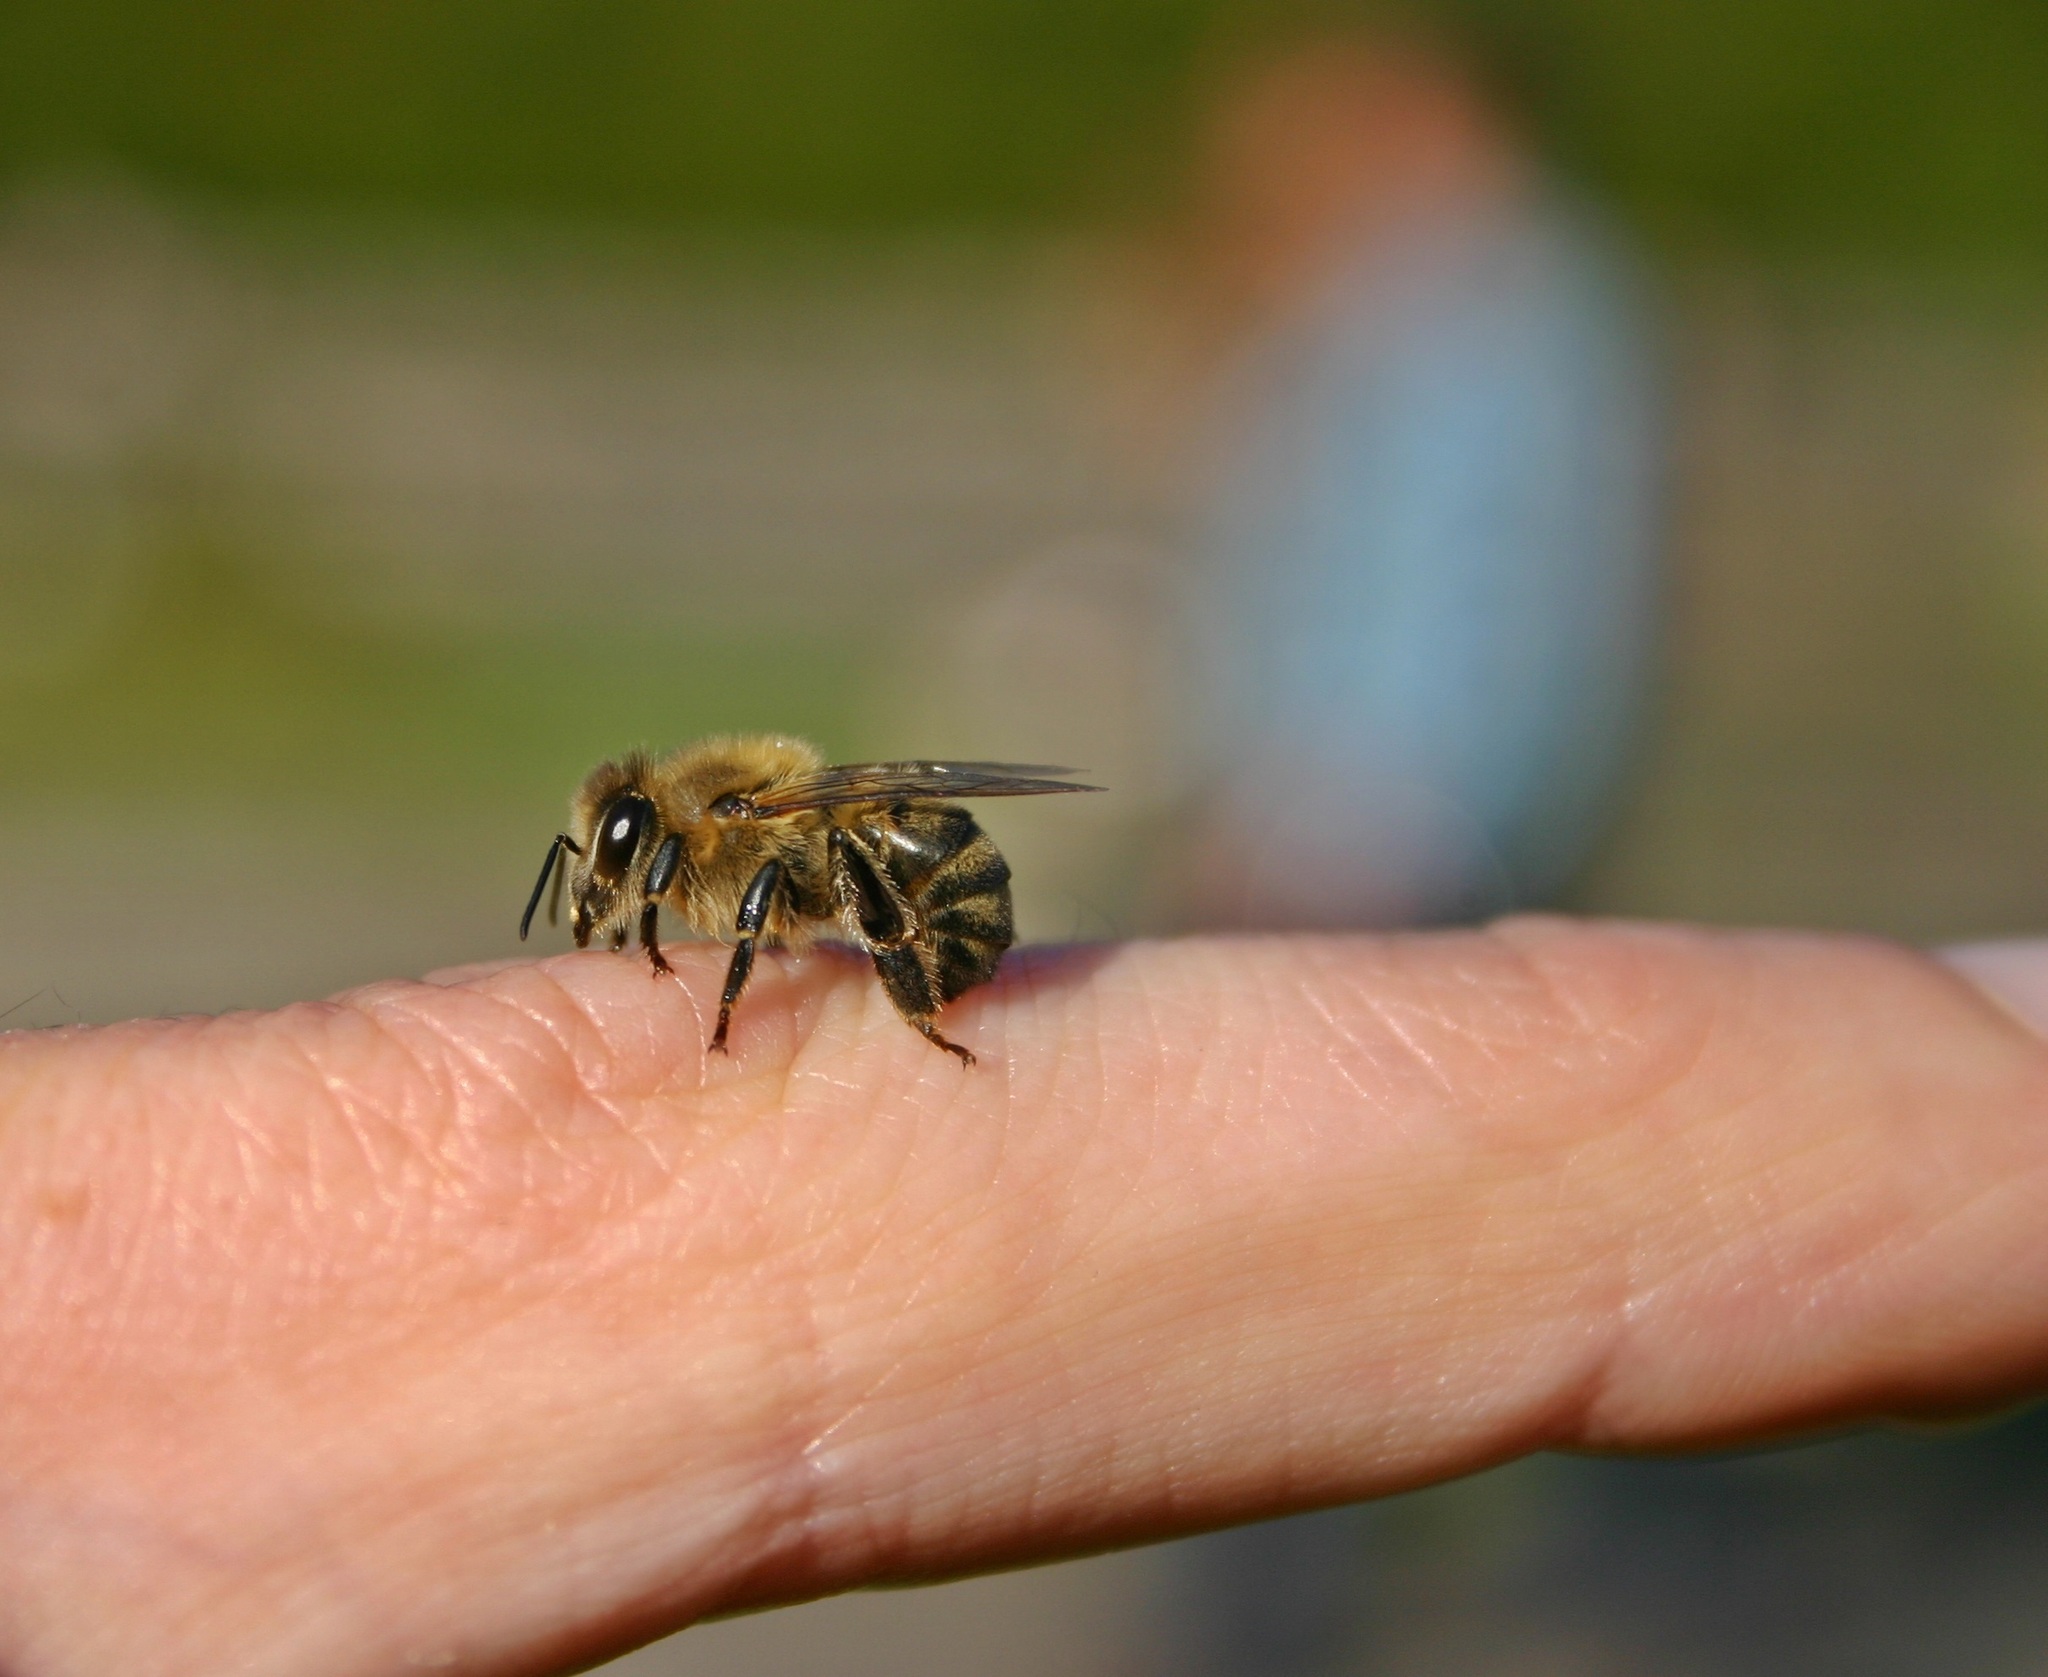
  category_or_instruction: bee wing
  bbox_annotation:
[749,761,1103,815]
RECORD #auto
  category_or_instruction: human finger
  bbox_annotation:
[2,921,2046,1674]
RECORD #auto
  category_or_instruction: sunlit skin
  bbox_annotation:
[4,921,2048,1674]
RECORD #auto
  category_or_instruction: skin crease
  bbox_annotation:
[2,922,2048,1673]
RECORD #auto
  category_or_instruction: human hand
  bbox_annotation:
[4,920,2046,1674]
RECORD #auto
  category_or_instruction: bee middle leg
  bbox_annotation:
[710,858,784,1054]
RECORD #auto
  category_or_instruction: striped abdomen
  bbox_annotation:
[860,802,1014,1002]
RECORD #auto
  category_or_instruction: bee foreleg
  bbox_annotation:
[644,834,682,898]
[710,858,784,1054]
[638,901,673,977]
[637,834,685,979]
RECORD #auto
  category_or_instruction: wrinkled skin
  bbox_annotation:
[3,920,2048,1675]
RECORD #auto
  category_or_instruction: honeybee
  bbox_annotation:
[520,735,1100,1063]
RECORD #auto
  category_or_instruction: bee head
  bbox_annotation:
[565,756,657,947]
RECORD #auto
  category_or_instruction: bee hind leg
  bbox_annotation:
[868,943,975,1066]
[830,827,975,1065]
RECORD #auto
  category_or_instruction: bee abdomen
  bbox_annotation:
[857,805,1015,1005]
[920,843,1009,912]
[916,827,1013,1004]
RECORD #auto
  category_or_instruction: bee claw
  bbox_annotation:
[915,1019,976,1065]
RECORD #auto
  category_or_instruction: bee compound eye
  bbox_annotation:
[592,794,653,884]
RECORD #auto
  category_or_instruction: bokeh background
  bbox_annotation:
[5,2,2048,1672]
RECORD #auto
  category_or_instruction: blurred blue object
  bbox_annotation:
[1187,187,1663,927]
[1153,172,1665,1677]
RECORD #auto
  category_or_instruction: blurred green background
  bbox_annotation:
[4,0,2048,970]
[6,0,2048,1024]
[5,0,2048,255]
[4,3,2048,1673]
[4,3,2048,970]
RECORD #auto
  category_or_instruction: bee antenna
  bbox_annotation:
[548,834,570,927]
[520,833,576,941]
[0,986,48,1023]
